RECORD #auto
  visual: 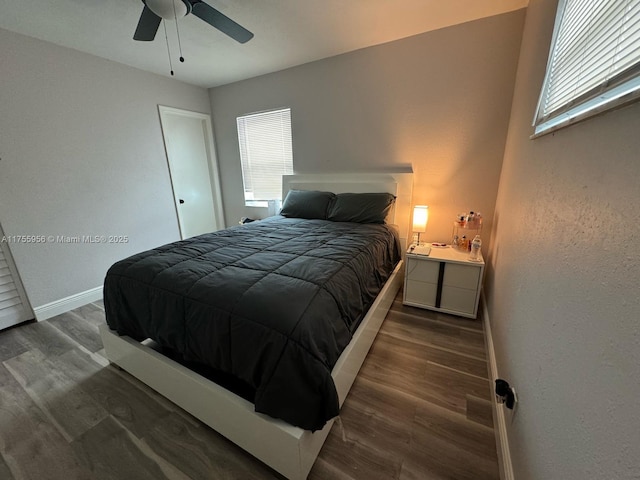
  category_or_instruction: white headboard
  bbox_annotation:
[282,172,413,245]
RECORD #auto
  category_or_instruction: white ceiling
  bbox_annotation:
[0,0,528,88]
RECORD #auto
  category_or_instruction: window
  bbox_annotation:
[236,108,293,207]
[533,0,640,136]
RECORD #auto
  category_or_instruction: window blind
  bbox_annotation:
[534,0,640,135]
[237,108,293,205]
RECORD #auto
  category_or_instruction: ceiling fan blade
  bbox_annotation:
[190,1,254,44]
[134,5,162,41]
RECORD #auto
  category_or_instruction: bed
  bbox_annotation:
[99,172,412,479]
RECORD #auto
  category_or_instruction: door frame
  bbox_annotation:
[158,105,225,237]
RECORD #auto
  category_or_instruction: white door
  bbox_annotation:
[0,223,34,330]
[159,106,225,239]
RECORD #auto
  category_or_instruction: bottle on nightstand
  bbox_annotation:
[469,235,482,261]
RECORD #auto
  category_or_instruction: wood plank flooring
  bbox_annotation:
[0,292,499,479]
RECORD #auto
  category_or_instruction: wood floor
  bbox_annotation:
[0,292,499,480]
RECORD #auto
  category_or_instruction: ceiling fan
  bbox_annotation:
[133,0,253,44]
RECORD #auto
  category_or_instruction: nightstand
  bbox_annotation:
[403,244,485,318]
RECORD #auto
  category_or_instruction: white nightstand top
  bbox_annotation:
[407,243,484,266]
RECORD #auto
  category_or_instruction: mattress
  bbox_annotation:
[104,216,400,431]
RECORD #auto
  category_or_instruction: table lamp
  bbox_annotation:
[412,205,429,245]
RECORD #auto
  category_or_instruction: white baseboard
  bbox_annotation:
[33,286,103,321]
[481,294,514,480]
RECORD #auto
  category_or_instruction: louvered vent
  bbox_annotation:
[0,228,33,330]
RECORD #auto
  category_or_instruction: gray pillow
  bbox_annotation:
[327,193,396,224]
[279,190,336,219]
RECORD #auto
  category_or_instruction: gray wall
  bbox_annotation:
[486,1,640,478]
[209,10,526,246]
[0,28,211,308]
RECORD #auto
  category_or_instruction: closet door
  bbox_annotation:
[0,225,33,330]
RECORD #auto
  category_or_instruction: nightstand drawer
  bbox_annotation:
[440,286,478,315]
[405,279,438,307]
[442,263,481,290]
[406,257,440,283]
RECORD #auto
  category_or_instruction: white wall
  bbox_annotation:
[209,11,526,247]
[0,28,211,309]
[486,1,640,478]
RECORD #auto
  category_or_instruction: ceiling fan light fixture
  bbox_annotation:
[134,0,254,44]
[145,0,189,20]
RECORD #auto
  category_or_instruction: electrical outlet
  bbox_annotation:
[495,379,517,410]
[505,387,518,425]
[509,387,517,414]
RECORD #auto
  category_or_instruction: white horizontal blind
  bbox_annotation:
[534,0,640,134]
[237,108,293,205]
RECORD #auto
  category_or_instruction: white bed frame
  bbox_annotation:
[99,172,413,479]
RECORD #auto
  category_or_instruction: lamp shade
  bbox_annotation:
[412,205,429,233]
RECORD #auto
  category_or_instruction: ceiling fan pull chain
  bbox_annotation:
[163,21,174,76]
[172,0,185,63]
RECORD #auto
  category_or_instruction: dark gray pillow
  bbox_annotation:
[327,193,396,224]
[279,190,336,219]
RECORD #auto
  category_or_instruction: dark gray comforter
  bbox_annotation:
[104,216,400,431]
